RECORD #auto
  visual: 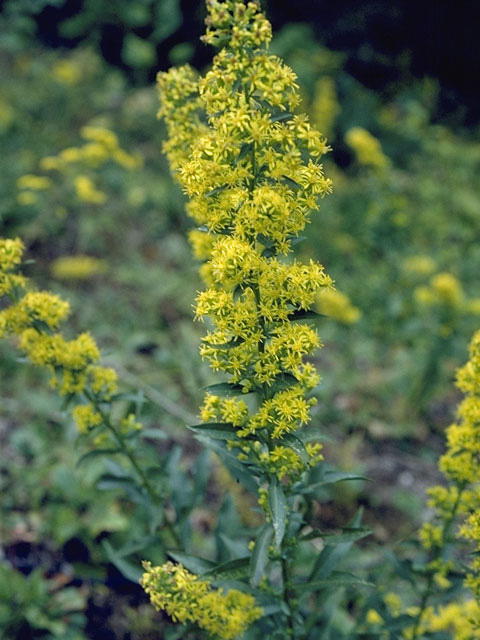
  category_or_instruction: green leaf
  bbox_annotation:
[250,524,274,587]
[262,245,277,258]
[282,175,302,190]
[288,309,326,321]
[289,235,307,246]
[205,557,250,579]
[194,435,259,492]
[385,551,417,586]
[75,448,120,468]
[152,0,182,42]
[167,551,215,575]
[142,428,168,440]
[96,474,148,506]
[235,142,253,163]
[205,184,229,197]
[301,470,368,493]
[383,614,417,632]
[293,571,373,592]
[193,450,211,506]
[102,540,143,583]
[281,433,310,464]
[271,372,298,393]
[269,478,287,548]
[110,391,146,402]
[300,527,371,544]
[271,112,293,123]
[96,474,136,491]
[114,536,159,558]
[204,337,245,349]
[221,456,260,493]
[122,34,156,68]
[189,423,238,440]
[309,508,364,582]
[203,382,247,396]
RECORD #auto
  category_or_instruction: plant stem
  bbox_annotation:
[281,554,295,639]
[95,403,181,547]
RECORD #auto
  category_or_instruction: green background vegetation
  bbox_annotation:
[1,1,479,637]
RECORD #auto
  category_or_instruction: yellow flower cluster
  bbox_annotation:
[74,175,107,204]
[141,561,262,640]
[401,255,437,277]
[0,291,70,335]
[414,273,480,330]
[51,255,108,280]
[52,59,82,85]
[0,238,118,431]
[18,126,142,207]
[316,287,361,324]
[15,174,53,206]
[41,125,143,172]
[420,329,480,601]
[367,594,480,639]
[16,174,53,191]
[158,0,331,481]
[414,272,464,308]
[311,76,340,138]
[72,404,102,434]
[345,126,390,171]
[0,238,27,296]
[423,600,480,639]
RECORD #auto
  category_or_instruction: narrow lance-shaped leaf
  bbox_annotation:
[250,523,274,587]
[300,470,369,494]
[309,508,364,582]
[167,551,216,575]
[189,422,238,440]
[269,477,287,548]
[203,382,247,397]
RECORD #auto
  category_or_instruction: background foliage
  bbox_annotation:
[1,0,479,637]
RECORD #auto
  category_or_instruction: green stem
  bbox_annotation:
[95,403,181,547]
[281,554,296,639]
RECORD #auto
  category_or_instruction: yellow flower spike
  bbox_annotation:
[74,175,107,204]
[51,255,108,280]
[80,126,119,150]
[345,126,390,171]
[88,365,118,399]
[0,291,70,336]
[316,287,361,324]
[72,404,102,435]
[158,0,333,487]
[311,76,340,138]
[420,328,480,606]
[16,174,52,191]
[430,272,464,307]
[141,561,262,639]
[402,255,437,277]
[0,238,26,297]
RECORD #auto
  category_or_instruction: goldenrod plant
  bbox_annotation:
[360,330,480,638]
[145,1,371,637]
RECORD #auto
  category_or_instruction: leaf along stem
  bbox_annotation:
[94,401,181,548]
